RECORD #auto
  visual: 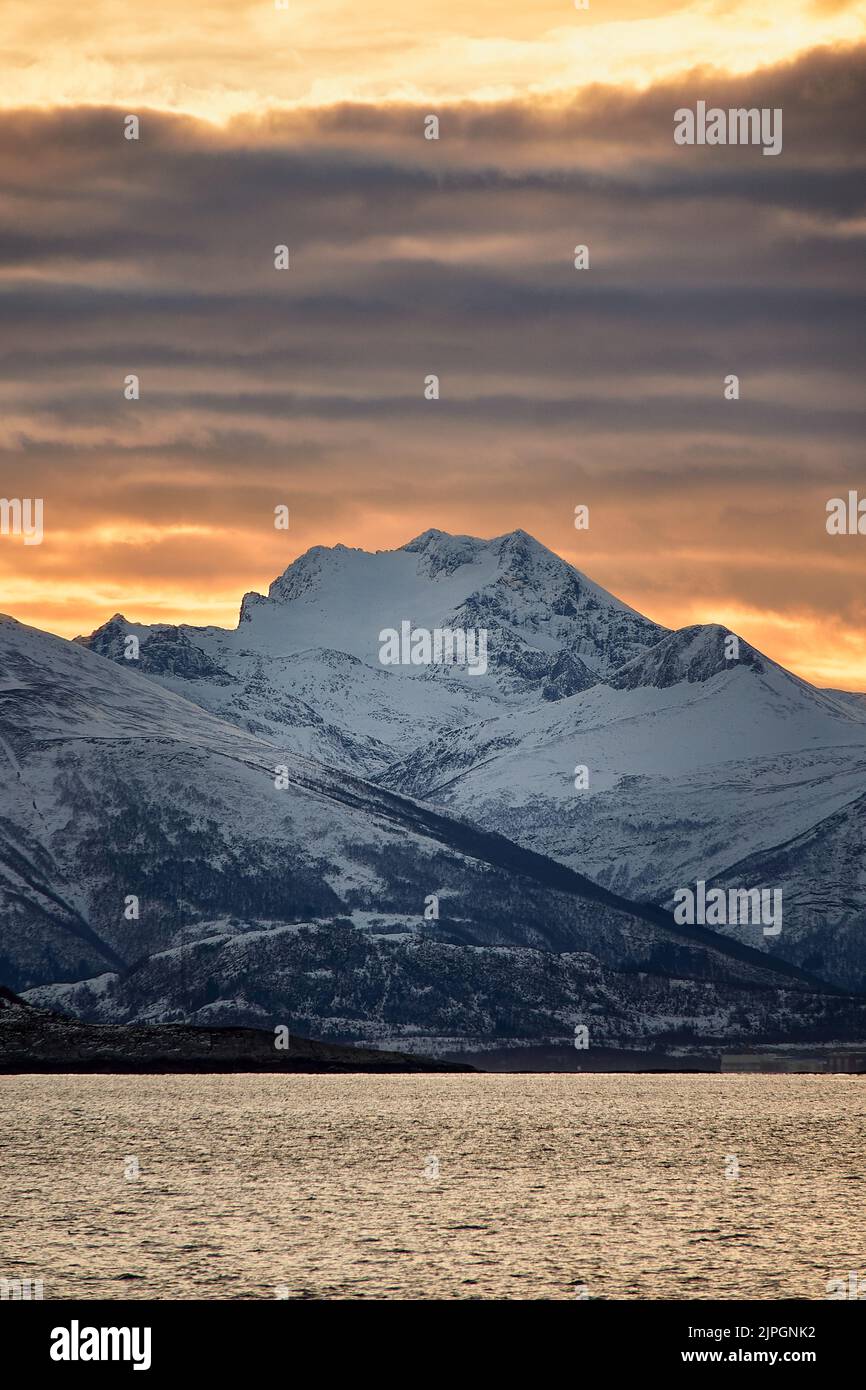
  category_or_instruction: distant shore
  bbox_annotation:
[3,991,864,1075]
[446,1043,866,1075]
[0,990,474,1074]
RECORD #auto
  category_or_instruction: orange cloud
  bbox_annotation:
[1,0,864,117]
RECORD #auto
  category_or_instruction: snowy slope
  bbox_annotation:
[242,528,659,673]
[80,529,665,771]
[3,612,861,1050]
[74,530,866,992]
[383,626,866,949]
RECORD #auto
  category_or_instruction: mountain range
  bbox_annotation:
[82,528,866,991]
[2,527,865,1055]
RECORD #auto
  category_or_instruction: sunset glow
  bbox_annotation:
[1,1,864,687]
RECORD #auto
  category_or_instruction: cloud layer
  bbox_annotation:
[3,0,864,115]
[1,42,864,685]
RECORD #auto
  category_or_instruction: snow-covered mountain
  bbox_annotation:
[3,611,864,1052]
[65,527,866,995]
[81,529,666,774]
[384,623,866,985]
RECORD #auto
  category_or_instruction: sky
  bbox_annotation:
[1,0,865,688]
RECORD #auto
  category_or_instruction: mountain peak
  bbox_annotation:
[197,527,668,701]
[606,623,764,691]
[493,527,548,552]
[403,526,549,557]
[400,528,487,579]
[401,527,450,549]
[80,529,665,740]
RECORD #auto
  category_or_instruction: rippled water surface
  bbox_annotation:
[2,1073,863,1300]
